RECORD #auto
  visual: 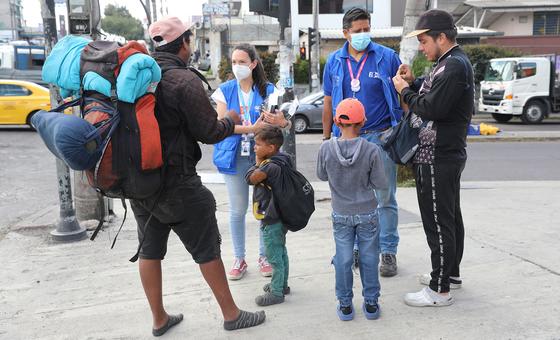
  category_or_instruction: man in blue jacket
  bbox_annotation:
[322,7,403,277]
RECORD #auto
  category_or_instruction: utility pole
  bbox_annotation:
[277,0,296,166]
[309,0,320,93]
[248,0,296,165]
[41,0,87,242]
[400,0,431,65]
[151,0,157,22]
[67,0,112,224]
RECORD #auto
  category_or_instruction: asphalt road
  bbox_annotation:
[198,139,560,183]
[0,125,558,233]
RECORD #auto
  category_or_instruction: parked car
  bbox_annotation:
[281,92,324,133]
[0,79,51,127]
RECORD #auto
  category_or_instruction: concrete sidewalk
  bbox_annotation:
[1,181,559,339]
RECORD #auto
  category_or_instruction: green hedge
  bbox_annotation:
[462,44,520,83]
[408,44,521,81]
[293,57,327,84]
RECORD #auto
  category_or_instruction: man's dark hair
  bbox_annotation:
[425,28,458,43]
[154,30,193,54]
[342,7,371,30]
[255,126,284,149]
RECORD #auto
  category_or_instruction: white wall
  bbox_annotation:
[488,12,533,36]
[290,0,392,53]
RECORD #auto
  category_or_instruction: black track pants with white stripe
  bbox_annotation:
[414,161,466,293]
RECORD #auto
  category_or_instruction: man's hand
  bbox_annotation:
[397,64,415,85]
[392,74,410,95]
[251,115,266,133]
[224,109,241,125]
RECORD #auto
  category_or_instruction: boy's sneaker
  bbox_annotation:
[336,304,354,321]
[263,283,290,295]
[255,292,284,306]
[419,274,462,289]
[228,258,248,281]
[258,256,273,277]
[362,301,381,320]
[352,249,360,275]
[404,287,454,307]
[380,253,398,277]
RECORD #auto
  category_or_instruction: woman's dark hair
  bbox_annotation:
[154,30,193,55]
[425,28,458,43]
[233,44,269,98]
[342,7,371,30]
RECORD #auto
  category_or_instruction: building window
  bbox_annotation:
[533,11,560,35]
[298,0,373,15]
[519,16,528,24]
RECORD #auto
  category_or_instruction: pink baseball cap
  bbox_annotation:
[149,17,188,47]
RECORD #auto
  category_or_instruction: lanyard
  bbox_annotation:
[346,54,369,86]
[237,83,254,126]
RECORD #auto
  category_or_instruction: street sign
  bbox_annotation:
[202,3,229,16]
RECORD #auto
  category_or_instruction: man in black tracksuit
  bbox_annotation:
[392,9,473,307]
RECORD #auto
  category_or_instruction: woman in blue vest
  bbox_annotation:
[212,44,289,280]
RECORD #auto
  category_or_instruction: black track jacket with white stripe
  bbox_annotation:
[401,45,474,163]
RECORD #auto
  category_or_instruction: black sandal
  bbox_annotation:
[152,313,184,337]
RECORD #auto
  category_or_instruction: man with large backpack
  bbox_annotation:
[132,17,267,336]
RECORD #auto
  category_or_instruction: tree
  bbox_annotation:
[101,4,145,41]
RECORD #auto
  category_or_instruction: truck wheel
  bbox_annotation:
[491,113,513,123]
[521,101,546,124]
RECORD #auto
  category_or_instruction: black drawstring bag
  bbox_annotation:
[382,112,425,165]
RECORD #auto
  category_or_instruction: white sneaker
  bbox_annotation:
[404,287,454,307]
[419,274,462,289]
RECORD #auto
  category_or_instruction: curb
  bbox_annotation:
[467,136,560,142]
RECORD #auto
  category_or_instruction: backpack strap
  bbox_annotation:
[160,65,213,91]
[50,97,83,112]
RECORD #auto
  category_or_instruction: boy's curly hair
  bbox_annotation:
[255,126,284,149]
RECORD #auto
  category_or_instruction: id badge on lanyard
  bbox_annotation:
[238,84,254,157]
[347,53,368,96]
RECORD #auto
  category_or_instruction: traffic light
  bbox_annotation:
[308,27,318,48]
[300,46,307,60]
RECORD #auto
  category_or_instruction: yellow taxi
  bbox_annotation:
[0,79,52,126]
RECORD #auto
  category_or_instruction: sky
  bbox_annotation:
[21,0,214,27]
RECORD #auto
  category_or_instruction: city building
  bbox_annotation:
[0,0,24,42]
[453,0,560,56]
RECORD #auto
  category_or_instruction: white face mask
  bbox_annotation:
[232,64,252,81]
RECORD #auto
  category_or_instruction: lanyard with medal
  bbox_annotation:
[347,53,369,96]
[237,83,254,157]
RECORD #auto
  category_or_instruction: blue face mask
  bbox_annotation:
[350,32,371,51]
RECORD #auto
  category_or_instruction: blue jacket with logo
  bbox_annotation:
[212,79,275,174]
[323,41,402,137]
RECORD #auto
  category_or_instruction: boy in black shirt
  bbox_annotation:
[245,126,293,306]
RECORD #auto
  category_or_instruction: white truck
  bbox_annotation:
[479,57,560,124]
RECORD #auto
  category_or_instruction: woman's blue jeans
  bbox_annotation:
[223,152,265,259]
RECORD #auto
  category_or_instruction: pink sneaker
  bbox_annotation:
[258,256,273,277]
[228,258,247,280]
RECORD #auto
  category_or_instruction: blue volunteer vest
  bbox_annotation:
[213,79,275,174]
